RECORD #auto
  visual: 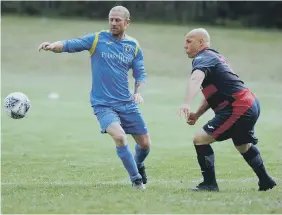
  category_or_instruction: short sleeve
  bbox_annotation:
[192,55,216,76]
[61,33,95,53]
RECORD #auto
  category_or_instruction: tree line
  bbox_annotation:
[2,1,282,29]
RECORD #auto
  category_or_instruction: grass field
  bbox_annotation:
[1,15,282,214]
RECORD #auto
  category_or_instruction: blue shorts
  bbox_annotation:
[92,101,148,135]
[203,98,260,146]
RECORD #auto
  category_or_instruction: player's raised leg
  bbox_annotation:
[191,129,219,192]
[232,99,277,191]
[132,134,151,184]
[106,122,145,189]
[116,101,151,185]
[94,105,144,189]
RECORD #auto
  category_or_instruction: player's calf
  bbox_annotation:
[238,143,277,191]
[134,144,150,184]
[133,134,151,184]
[192,130,218,191]
[194,144,217,186]
[107,123,142,185]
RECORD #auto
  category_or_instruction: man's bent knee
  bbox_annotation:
[193,136,206,145]
[235,143,252,153]
[140,138,151,150]
[193,130,215,145]
[111,132,127,145]
[132,134,151,149]
[106,122,127,146]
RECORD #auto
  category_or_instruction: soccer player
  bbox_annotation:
[38,6,151,189]
[178,28,277,192]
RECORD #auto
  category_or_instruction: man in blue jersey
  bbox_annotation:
[38,6,150,189]
[178,28,276,192]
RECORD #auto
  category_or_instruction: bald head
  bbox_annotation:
[184,28,211,58]
[109,5,130,20]
[186,28,210,47]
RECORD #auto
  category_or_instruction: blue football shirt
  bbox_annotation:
[61,30,146,106]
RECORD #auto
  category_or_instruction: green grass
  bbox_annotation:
[1,15,282,214]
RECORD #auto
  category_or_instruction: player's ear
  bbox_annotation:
[199,38,205,46]
[126,19,130,27]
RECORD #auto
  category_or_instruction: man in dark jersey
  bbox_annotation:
[178,28,277,192]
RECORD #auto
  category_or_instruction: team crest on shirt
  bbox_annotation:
[123,44,133,55]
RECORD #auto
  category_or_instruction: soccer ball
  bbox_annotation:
[4,92,31,119]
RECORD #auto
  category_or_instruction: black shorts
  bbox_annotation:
[203,98,260,146]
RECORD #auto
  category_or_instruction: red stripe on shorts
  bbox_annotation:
[211,89,256,138]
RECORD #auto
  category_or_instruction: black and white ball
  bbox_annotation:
[4,92,31,119]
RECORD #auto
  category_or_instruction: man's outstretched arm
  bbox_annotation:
[38,33,96,53]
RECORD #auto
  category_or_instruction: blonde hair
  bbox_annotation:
[109,5,130,20]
